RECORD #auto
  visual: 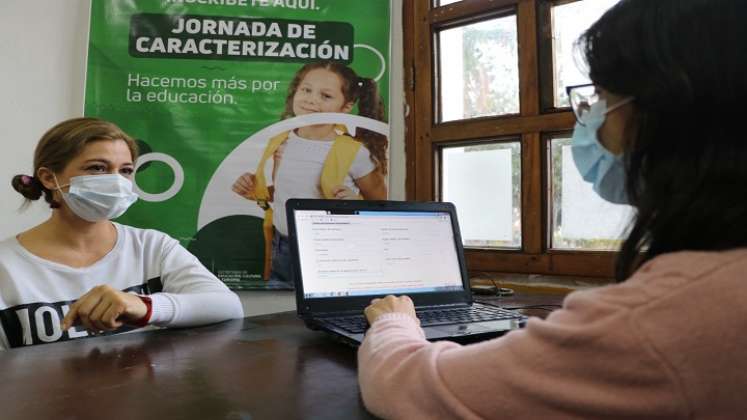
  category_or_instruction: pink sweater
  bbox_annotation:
[358,248,747,419]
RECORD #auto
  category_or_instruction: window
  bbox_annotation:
[441,141,522,248]
[435,0,463,6]
[548,135,634,250]
[550,0,621,107]
[437,15,520,122]
[405,0,627,278]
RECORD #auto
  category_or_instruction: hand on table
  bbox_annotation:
[61,285,148,333]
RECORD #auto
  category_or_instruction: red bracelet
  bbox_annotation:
[131,295,153,327]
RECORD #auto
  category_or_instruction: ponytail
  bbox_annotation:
[354,77,388,176]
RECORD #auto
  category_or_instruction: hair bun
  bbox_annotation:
[11,174,43,200]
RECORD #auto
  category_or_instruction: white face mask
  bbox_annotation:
[54,174,139,222]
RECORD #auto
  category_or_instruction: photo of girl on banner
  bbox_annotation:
[84,0,391,291]
[230,61,388,288]
[193,58,390,290]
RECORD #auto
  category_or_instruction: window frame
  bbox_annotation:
[404,0,618,278]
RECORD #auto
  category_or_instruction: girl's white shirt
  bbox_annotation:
[272,130,376,236]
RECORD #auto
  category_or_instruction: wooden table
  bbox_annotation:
[0,312,373,420]
[0,291,567,420]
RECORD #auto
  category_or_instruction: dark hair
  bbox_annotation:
[579,0,747,280]
[12,117,138,208]
[282,61,388,175]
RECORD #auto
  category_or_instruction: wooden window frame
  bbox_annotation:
[404,0,617,278]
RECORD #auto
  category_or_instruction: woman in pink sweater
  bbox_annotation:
[358,0,747,418]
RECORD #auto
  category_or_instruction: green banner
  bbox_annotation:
[85,0,391,290]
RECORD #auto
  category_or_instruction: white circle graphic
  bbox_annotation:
[354,44,387,82]
[134,152,185,202]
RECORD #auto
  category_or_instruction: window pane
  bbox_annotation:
[549,137,634,250]
[552,0,621,107]
[438,16,520,122]
[436,0,461,6]
[442,142,521,249]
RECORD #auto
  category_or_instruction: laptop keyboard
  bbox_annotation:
[325,303,524,334]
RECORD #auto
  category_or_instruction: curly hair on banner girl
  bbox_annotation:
[279,61,389,176]
[231,60,389,285]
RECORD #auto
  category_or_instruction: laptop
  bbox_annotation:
[286,199,527,346]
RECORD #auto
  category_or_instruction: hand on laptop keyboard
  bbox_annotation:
[364,295,418,325]
[328,302,525,334]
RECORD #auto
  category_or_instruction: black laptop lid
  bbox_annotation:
[286,199,472,316]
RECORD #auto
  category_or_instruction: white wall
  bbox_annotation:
[0,1,91,237]
[0,0,406,315]
[388,0,406,201]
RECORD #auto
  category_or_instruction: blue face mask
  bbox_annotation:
[570,99,629,205]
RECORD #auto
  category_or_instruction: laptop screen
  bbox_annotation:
[294,209,465,299]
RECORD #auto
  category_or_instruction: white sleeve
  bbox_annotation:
[349,144,376,180]
[147,238,244,327]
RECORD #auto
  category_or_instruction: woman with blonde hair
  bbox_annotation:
[0,117,243,350]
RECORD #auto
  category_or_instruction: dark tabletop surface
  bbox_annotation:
[0,311,375,420]
[475,292,566,319]
[0,292,565,420]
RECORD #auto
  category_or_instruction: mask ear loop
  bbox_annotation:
[39,170,66,209]
[603,96,635,116]
[51,173,70,192]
